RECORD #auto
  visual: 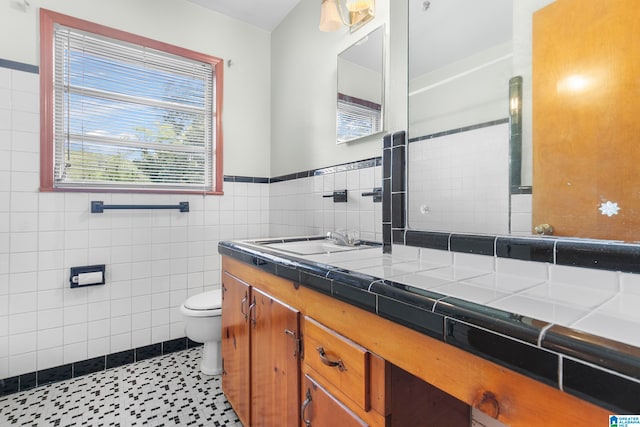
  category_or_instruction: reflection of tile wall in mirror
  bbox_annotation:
[408,123,510,235]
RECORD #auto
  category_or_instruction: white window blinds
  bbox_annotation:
[53,24,215,191]
[336,93,382,143]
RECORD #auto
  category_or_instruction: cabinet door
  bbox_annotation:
[251,288,300,427]
[301,374,368,427]
[221,272,251,426]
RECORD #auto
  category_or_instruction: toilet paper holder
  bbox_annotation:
[70,264,106,288]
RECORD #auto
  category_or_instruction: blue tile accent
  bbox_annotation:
[556,241,640,273]
[377,294,445,339]
[563,358,640,413]
[391,193,405,229]
[435,297,548,345]
[37,364,72,386]
[496,237,554,262]
[391,145,406,192]
[135,343,163,361]
[408,119,509,143]
[542,325,640,382]
[0,376,19,397]
[450,234,495,256]
[0,58,39,74]
[73,356,106,377]
[405,230,450,251]
[163,338,188,354]
[106,350,135,369]
[300,271,332,295]
[331,281,377,312]
[19,372,36,391]
[445,318,558,388]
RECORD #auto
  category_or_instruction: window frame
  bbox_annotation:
[39,8,224,194]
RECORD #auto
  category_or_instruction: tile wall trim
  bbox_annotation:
[407,118,509,144]
[270,157,382,183]
[392,129,640,274]
[0,338,203,397]
[0,58,39,74]
[394,230,640,274]
[222,157,382,185]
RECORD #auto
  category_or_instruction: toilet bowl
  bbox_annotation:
[180,289,223,375]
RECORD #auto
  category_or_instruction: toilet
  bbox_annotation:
[180,289,223,375]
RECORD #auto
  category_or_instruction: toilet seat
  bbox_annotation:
[181,290,222,317]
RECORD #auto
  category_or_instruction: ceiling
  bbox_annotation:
[186,0,301,31]
[409,0,513,78]
[185,0,513,80]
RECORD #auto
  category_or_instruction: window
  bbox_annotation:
[336,93,382,143]
[40,9,223,193]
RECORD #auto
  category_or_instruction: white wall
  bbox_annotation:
[337,59,382,103]
[408,42,512,138]
[270,0,393,177]
[0,0,271,177]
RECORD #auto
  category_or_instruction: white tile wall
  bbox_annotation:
[510,193,533,236]
[269,166,383,242]
[0,67,271,378]
[407,124,510,235]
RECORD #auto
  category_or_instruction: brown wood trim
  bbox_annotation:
[214,58,224,195]
[338,92,382,111]
[222,256,611,427]
[39,9,55,192]
[38,187,223,196]
[38,8,224,195]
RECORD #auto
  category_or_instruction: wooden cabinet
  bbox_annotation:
[222,258,468,427]
[301,374,368,427]
[222,255,609,426]
[302,316,391,426]
[221,272,250,425]
[221,271,300,427]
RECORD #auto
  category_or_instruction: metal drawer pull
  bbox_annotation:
[316,346,346,371]
[301,388,312,427]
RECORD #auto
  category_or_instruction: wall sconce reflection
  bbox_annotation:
[557,74,590,93]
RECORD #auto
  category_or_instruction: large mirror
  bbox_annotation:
[407,0,517,235]
[408,0,639,241]
[337,25,385,144]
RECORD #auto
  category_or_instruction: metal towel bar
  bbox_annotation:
[91,201,189,213]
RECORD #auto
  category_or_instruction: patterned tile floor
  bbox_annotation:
[0,348,243,426]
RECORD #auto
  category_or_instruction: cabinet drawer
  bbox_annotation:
[301,374,368,427]
[303,316,370,411]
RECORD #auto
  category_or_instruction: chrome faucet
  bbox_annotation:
[326,230,358,247]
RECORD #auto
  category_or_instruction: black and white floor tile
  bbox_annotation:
[0,348,242,426]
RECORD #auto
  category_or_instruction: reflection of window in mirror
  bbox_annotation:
[337,93,381,143]
[336,25,384,144]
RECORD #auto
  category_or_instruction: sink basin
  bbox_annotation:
[263,240,374,255]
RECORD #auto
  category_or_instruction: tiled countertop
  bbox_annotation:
[219,237,640,414]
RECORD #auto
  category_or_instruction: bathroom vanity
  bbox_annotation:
[220,254,468,426]
[218,237,630,426]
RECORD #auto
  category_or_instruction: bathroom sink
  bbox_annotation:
[262,239,375,255]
